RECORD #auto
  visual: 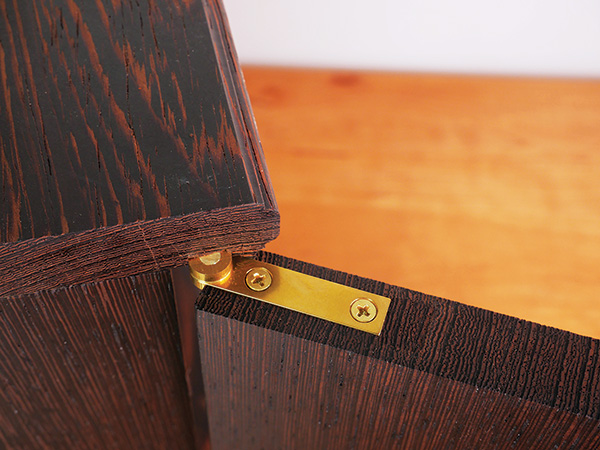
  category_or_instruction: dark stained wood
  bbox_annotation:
[0,1,275,447]
[0,0,279,292]
[172,265,211,450]
[196,252,600,449]
[0,203,277,296]
[203,0,276,212]
[199,316,600,449]
[0,270,196,449]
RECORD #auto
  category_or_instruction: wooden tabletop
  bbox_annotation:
[243,66,600,339]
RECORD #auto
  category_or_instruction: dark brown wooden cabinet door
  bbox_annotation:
[0,0,276,448]
[195,252,600,449]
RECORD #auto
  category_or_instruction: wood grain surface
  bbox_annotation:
[0,203,277,296]
[172,265,211,450]
[197,252,600,449]
[243,67,600,339]
[0,0,278,291]
[200,316,600,449]
[0,270,196,449]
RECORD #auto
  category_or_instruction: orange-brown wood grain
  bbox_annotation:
[243,67,600,339]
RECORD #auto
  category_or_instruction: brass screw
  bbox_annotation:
[350,298,377,323]
[245,267,273,292]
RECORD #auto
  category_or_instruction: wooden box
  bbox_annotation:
[1,1,598,449]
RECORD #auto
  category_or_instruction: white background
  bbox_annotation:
[222,0,600,77]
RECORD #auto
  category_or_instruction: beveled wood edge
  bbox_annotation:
[0,204,279,297]
[203,0,278,212]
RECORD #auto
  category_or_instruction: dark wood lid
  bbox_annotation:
[0,0,279,295]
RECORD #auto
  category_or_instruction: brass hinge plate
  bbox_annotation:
[189,251,390,335]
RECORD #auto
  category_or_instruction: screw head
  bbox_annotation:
[350,298,377,323]
[245,267,273,292]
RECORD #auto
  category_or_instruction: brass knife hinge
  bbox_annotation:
[189,251,390,335]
